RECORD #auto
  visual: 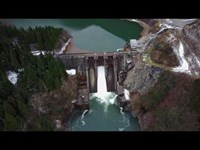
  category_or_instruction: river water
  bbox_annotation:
[7,19,142,131]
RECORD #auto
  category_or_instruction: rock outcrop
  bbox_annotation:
[125,19,200,130]
[30,76,77,131]
[124,62,160,95]
[123,60,162,130]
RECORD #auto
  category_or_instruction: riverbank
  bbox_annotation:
[123,19,151,38]
[64,42,89,53]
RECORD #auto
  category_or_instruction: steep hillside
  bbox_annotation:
[0,23,74,131]
[125,19,200,130]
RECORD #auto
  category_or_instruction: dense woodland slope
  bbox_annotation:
[0,22,74,131]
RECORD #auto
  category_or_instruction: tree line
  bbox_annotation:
[0,23,68,130]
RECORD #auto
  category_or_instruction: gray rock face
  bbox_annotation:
[124,62,159,130]
[124,62,159,95]
[182,20,200,56]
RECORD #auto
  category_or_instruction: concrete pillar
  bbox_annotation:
[113,53,117,92]
[94,54,98,79]
[104,52,108,77]
[85,57,89,82]
[123,54,126,69]
[85,64,89,93]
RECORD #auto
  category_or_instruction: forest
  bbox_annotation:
[0,23,68,130]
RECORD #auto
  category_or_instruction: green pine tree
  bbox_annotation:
[0,75,14,100]
[44,71,55,91]
[16,98,28,117]
[39,115,54,131]
[9,48,20,69]
[54,77,62,89]
[3,112,18,130]
[3,101,17,117]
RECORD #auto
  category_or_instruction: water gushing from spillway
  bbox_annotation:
[92,66,118,113]
[97,66,107,93]
[94,66,109,101]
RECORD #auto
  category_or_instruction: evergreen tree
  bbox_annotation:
[45,71,55,91]
[38,78,47,92]
[0,105,4,120]
[9,47,20,69]
[3,112,18,130]
[36,57,45,78]
[40,115,54,131]
[0,24,66,131]
[0,120,4,130]
[7,96,18,109]
[55,77,62,89]
[16,98,28,117]
[0,75,14,100]
[26,65,38,91]
[3,101,17,117]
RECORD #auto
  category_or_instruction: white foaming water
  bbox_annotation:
[118,107,130,131]
[109,94,118,104]
[119,119,130,131]
[81,109,89,126]
[124,89,130,100]
[119,107,125,115]
[91,66,118,112]
[93,66,111,102]
[96,66,108,98]
[119,107,126,122]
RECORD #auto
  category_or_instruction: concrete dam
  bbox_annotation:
[57,51,138,110]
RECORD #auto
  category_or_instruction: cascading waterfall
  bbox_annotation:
[94,66,109,101]
[93,66,118,112]
[93,66,117,103]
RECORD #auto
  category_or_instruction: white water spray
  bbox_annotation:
[93,66,110,102]
[92,66,118,112]
[109,94,118,104]
[119,107,126,122]
[124,89,130,101]
[96,66,108,97]
[119,107,125,115]
[118,107,130,131]
[81,109,89,126]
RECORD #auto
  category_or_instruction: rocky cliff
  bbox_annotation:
[124,19,200,130]
[29,75,77,131]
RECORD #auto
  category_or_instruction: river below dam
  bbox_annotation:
[7,19,142,131]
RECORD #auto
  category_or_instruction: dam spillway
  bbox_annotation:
[56,51,138,109]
